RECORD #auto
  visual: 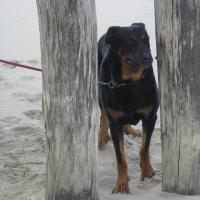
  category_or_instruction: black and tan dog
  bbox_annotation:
[98,23,159,193]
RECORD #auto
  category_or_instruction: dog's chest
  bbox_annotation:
[106,84,155,123]
[108,85,150,109]
[108,105,153,124]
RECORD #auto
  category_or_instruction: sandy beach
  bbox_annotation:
[0,65,198,200]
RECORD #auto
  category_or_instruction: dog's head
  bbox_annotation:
[105,23,152,81]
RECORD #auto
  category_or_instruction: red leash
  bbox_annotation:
[0,59,42,72]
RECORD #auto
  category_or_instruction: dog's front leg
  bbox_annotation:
[98,110,110,150]
[140,114,157,181]
[109,121,130,193]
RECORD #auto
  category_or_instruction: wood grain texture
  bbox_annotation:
[155,0,200,195]
[36,0,99,199]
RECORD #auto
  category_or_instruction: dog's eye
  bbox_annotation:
[142,35,150,48]
[131,36,137,43]
[126,58,132,65]
[142,35,146,40]
[142,35,149,42]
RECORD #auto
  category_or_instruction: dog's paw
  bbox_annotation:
[98,133,110,150]
[112,180,130,194]
[140,162,155,181]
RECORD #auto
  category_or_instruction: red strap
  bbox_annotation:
[0,59,42,72]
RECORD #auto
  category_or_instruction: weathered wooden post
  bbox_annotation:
[37,1,98,199]
[155,0,200,195]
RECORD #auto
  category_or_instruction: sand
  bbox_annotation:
[1,63,199,200]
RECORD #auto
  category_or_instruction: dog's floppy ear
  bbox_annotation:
[131,23,145,30]
[105,26,121,44]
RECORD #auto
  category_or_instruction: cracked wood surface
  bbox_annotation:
[37,0,99,199]
[155,0,200,195]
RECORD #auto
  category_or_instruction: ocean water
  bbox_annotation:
[0,0,40,61]
[0,0,156,62]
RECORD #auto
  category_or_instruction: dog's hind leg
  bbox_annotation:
[110,122,130,193]
[98,110,110,150]
[140,115,157,181]
[124,124,142,137]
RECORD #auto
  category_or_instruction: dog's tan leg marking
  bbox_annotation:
[108,109,124,120]
[112,140,130,194]
[140,129,155,181]
[136,106,153,118]
[98,111,110,150]
[124,124,142,137]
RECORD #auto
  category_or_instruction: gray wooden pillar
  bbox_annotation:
[36,0,98,199]
[155,0,200,195]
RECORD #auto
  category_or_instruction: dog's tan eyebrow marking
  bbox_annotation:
[131,36,137,41]
[142,35,147,40]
